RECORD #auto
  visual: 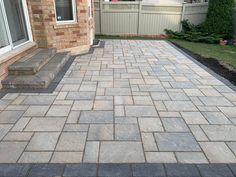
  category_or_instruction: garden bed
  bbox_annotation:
[170,40,236,86]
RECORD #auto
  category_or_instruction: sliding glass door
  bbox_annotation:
[0,2,11,55]
[0,0,32,56]
[3,0,29,46]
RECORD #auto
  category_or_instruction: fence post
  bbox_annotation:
[180,2,186,31]
[99,0,103,34]
[137,1,142,35]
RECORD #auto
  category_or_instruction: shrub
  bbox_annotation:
[165,20,223,44]
[204,0,235,39]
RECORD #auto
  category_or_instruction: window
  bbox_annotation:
[55,0,76,23]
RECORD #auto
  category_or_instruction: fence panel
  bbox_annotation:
[94,0,101,34]
[139,4,182,35]
[100,2,139,35]
[183,3,208,25]
[95,1,209,35]
[234,8,236,38]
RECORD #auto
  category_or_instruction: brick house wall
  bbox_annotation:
[27,0,94,51]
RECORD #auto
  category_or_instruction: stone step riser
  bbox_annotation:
[2,52,70,89]
[8,48,57,75]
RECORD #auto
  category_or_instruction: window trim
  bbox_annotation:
[54,0,77,24]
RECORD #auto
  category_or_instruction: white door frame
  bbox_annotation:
[0,0,33,56]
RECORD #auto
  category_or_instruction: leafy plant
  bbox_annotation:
[165,20,223,44]
[204,0,235,39]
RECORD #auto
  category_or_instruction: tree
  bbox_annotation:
[204,0,235,39]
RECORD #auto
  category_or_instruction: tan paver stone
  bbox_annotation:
[125,106,157,117]
[83,141,99,163]
[181,112,209,125]
[200,142,236,163]
[0,142,27,163]
[88,124,113,140]
[24,106,50,117]
[138,118,163,132]
[51,152,83,163]
[115,96,133,105]
[3,132,33,141]
[26,132,60,151]
[46,105,71,117]
[115,124,140,141]
[189,125,208,141]
[56,132,86,151]
[176,152,208,164]
[201,125,236,141]
[146,152,177,163]
[11,118,31,131]
[25,118,65,131]
[218,107,236,118]
[72,100,93,111]
[93,100,113,110]
[141,133,158,151]
[18,152,52,163]
[0,124,12,140]
[0,111,24,124]
[164,101,198,111]
[99,142,145,163]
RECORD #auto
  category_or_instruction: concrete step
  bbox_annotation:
[8,48,57,75]
[2,52,70,89]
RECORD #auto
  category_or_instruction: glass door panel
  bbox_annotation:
[0,3,10,55]
[3,0,28,47]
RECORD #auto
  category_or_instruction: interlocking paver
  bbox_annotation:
[115,124,140,141]
[88,124,113,140]
[28,164,64,177]
[83,141,99,163]
[125,106,157,117]
[99,142,145,163]
[145,152,177,163]
[200,142,236,163]
[0,164,30,177]
[132,164,165,177]
[25,118,66,131]
[0,40,236,165]
[0,142,27,163]
[51,152,83,163]
[181,112,209,125]
[79,111,113,123]
[176,152,208,164]
[138,118,164,132]
[24,105,50,117]
[202,112,231,124]
[197,164,235,177]
[0,124,12,140]
[26,132,60,151]
[155,133,201,151]
[165,164,201,177]
[56,132,86,151]
[201,125,236,141]
[18,152,52,163]
[0,110,24,123]
[46,105,71,117]
[162,118,189,132]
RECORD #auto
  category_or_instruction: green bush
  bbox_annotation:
[204,0,235,39]
[165,20,223,44]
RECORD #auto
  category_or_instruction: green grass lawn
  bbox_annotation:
[169,39,236,69]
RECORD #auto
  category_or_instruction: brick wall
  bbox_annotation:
[27,0,94,51]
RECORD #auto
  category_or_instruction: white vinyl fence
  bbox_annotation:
[234,7,236,38]
[94,1,208,35]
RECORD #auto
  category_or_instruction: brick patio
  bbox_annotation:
[0,40,236,164]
